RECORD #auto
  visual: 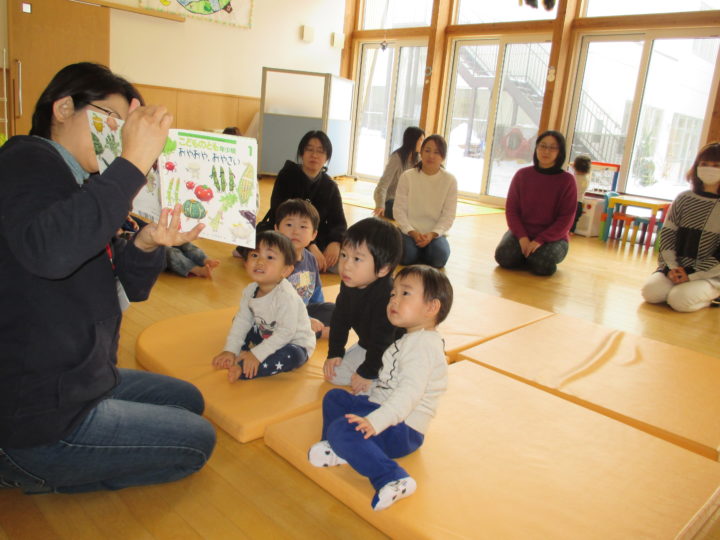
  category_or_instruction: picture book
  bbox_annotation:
[89,110,258,248]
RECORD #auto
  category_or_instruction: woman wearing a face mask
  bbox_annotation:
[641,142,720,312]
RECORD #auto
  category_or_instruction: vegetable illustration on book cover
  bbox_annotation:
[88,110,258,248]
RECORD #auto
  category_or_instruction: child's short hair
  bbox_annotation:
[275,198,320,232]
[573,154,592,174]
[253,230,295,267]
[395,265,453,325]
[343,217,402,274]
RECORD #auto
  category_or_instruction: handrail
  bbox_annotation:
[573,90,625,162]
[502,43,548,97]
[456,41,625,164]
[458,46,497,78]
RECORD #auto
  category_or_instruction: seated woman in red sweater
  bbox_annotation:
[494,130,577,276]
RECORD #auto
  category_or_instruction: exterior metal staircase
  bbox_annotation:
[457,44,546,125]
[457,43,622,162]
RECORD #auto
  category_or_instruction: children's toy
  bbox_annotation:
[587,161,620,194]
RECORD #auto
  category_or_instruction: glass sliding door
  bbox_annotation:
[627,37,720,198]
[352,42,427,179]
[566,34,720,200]
[445,38,550,198]
[389,46,427,159]
[486,42,551,198]
[566,39,644,166]
[445,42,499,194]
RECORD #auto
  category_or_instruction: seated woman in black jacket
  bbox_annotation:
[252,130,347,272]
[0,62,215,493]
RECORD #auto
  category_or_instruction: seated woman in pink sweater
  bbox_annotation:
[494,130,577,276]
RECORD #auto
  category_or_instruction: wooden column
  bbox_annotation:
[708,84,720,143]
[419,0,451,134]
[339,0,360,80]
[538,0,580,133]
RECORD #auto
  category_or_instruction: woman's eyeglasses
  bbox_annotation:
[304,146,327,156]
[89,103,121,119]
[537,144,559,152]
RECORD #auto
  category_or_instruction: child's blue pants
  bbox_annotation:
[239,327,308,379]
[321,388,424,491]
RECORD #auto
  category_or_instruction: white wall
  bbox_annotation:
[110,0,345,97]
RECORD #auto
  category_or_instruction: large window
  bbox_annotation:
[444,38,550,199]
[627,38,719,198]
[352,42,427,178]
[566,40,643,167]
[362,0,433,29]
[457,0,556,24]
[585,0,720,17]
[566,34,720,200]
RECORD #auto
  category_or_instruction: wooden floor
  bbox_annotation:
[1,177,718,539]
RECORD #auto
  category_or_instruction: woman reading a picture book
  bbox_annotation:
[0,62,216,493]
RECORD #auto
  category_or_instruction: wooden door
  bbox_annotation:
[8,0,109,135]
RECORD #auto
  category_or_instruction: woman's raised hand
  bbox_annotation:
[134,204,204,252]
[121,98,174,175]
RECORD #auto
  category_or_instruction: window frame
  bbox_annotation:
[562,27,720,197]
[441,33,552,203]
[350,38,429,179]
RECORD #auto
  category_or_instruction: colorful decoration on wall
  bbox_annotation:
[139,0,254,28]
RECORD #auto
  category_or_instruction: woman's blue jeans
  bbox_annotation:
[401,233,451,268]
[0,369,216,494]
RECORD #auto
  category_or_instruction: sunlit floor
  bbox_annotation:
[336,178,719,359]
[1,176,717,540]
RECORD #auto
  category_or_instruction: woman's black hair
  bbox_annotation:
[687,142,720,194]
[296,130,333,166]
[394,265,454,325]
[532,130,567,173]
[30,62,142,139]
[415,134,448,171]
[394,126,425,167]
[253,230,296,267]
[342,217,402,274]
